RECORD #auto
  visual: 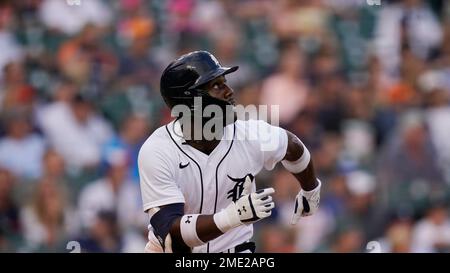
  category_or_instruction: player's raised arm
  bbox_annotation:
[145,176,275,253]
[282,130,321,224]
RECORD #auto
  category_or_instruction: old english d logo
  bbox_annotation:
[227,173,254,202]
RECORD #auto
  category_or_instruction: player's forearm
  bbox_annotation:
[197,215,224,241]
[170,214,223,250]
[282,131,321,222]
[168,186,274,252]
[292,160,318,191]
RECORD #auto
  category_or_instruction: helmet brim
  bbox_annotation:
[191,65,239,89]
[222,65,239,75]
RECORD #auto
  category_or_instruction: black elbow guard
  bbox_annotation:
[150,203,185,251]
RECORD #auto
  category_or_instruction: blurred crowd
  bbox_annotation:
[1,0,450,253]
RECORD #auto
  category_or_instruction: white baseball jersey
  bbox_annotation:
[138,119,288,253]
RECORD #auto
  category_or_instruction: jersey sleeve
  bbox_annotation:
[138,141,185,212]
[254,120,288,171]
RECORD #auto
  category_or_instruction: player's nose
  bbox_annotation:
[223,84,234,100]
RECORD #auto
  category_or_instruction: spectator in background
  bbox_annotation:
[270,168,300,224]
[377,217,413,253]
[342,170,381,241]
[257,223,296,253]
[411,203,450,252]
[117,28,158,90]
[235,82,261,109]
[320,225,364,253]
[166,0,199,35]
[103,24,161,129]
[377,110,444,186]
[340,119,376,166]
[271,0,331,52]
[116,0,155,49]
[334,227,364,253]
[376,111,445,214]
[311,133,341,178]
[0,168,22,252]
[0,3,23,80]
[374,0,443,80]
[45,77,78,105]
[0,62,35,114]
[102,114,150,184]
[321,172,349,219]
[293,200,335,253]
[78,148,144,233]
[57,24,118,97]
[419,70,450,183]
[326,0,377,85]
[42,149,66,183]
[113,2,160,124]
[287,110,323,151]
[377,33,426,116]
[260,42,310,125]
[211,23,256,90]
[313,53,347,133]
[20,178,79,252]
[269,168,334,253]
[37,93,113,172]
[0,109,46,181]
[38,0,112,36]
[39,149,78,205]
[192,0,228,36]
[309,170,378,252]
[77,210,122,253]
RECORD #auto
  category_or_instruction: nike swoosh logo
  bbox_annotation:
[179,162,190,169]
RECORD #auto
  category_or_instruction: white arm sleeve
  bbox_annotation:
[138,142,185,212]
[253,120,288,171]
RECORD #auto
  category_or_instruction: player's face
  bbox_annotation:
[203,75,235,105]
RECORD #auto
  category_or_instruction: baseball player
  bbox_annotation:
[138,51,321,253]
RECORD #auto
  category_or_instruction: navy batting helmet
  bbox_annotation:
[160,51,238,110]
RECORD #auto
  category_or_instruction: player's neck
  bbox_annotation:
[178,117,226,155]
[184,139,221,156]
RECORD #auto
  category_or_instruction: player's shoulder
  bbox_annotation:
[138,122,176,159]
[234,118,280,127]
[79,178,109,201]
[234,119,284,137]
